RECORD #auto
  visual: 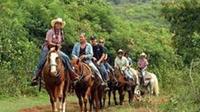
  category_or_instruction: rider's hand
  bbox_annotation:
[80,55,85,60]
[97,61,101,65]
[50,47,56,51]
[92,57,97,62]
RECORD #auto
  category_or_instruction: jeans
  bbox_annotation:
[33,47,73,76]
[124,68,133,80]
[87,62,104,82]
[104,62,114,73]
[98,63,109,81]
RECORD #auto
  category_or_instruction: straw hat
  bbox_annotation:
[140,52,147,57]
[51,18,65,28]
[117,49,123,53]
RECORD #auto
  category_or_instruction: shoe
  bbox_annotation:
[31,76,38,86]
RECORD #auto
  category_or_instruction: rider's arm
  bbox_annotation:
[84,43,93,60]
[97,53,105,63]
[114,58,118,68]
[104,54,108,61]
[72,43,79,58]
[97,46,106,63]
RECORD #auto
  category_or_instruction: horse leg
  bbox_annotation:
[128,89,133,104]
[108,89,111,106]
[118,88,125,105]
[113,90,118,105]
[62,82,67,112]
[84,86,92,112]
[149,80,154,96]
[49,95,56,112]
[89,91,94,112]
[51,88,58,112]
[94,92,99,112]
[56,82,64,112]
[103,89,107,108]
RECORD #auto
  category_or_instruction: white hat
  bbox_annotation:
[140,52,147,57]
[118,49,123,53]
[51,18,65,28]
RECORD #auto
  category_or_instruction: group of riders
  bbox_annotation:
[31,18,149,88]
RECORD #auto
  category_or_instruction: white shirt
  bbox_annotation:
[114,56,129,71]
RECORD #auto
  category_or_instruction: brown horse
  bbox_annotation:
[114,68,135,105]
[71,58,99,112]
[106,70,119,106]
[42,48,70,112]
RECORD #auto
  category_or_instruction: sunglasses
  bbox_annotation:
[99,41,104,43]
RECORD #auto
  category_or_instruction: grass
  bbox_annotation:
[0,93,49,112]
[0,90,168,112]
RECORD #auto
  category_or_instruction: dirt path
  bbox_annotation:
[19,96,168,112]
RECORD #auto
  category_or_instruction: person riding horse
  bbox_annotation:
[137,52,149,85]
[124,52,133,67]
[98,38,114,74]
[90,36,109,83]
[71,33,106,86]
[114,49,134,81]
[31,18,79,85]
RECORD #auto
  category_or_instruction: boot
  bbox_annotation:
[31,71,40,86]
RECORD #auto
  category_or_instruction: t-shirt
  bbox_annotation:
[92,44,105,60]
[44,29,64,47]
[114,56,129,71]
[79,46,86,56]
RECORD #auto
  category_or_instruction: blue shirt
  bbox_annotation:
[71,42,93,63]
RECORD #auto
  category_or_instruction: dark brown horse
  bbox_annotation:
[114,68,135,105]
[106,70,119,106]
[42,48,70,112]
[71,58,99,112]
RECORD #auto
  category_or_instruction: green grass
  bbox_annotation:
[0,90,168,112]
[0,93,49,112]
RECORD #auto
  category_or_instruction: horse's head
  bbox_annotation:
[71,57,82,75]
[47,48,62,77]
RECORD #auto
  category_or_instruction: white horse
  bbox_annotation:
[130,68,159,96]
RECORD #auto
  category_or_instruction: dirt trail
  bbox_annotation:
[19,96,168,112]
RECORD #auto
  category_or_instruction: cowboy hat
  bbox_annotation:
[140,52,147,57]
[51,18,65,28]
[117,49,123,53]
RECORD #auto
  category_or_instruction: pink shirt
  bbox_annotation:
[44,29,64,47]
[138,58,148,69]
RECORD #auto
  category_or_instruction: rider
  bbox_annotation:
[90,36,109,82]
[31,18,79,85]
[98,38,114,73]
[114,49,134,80]
[137,52,149,84]
[124,52,133,67]
[71,33,106,85]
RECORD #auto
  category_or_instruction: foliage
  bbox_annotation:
[0,0,200,111]
[162,0,200,64]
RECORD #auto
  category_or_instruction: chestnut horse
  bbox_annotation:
[42,49,70,112]
[71,58,99,112]
[114,68,135,105]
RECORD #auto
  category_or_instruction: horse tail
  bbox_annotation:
[153,74,159,96]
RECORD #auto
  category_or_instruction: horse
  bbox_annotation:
[137,70,159,96]
[42,48,70,112]
[113,68,135,105]
[104,70,119,106]
[71,58,99,112]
